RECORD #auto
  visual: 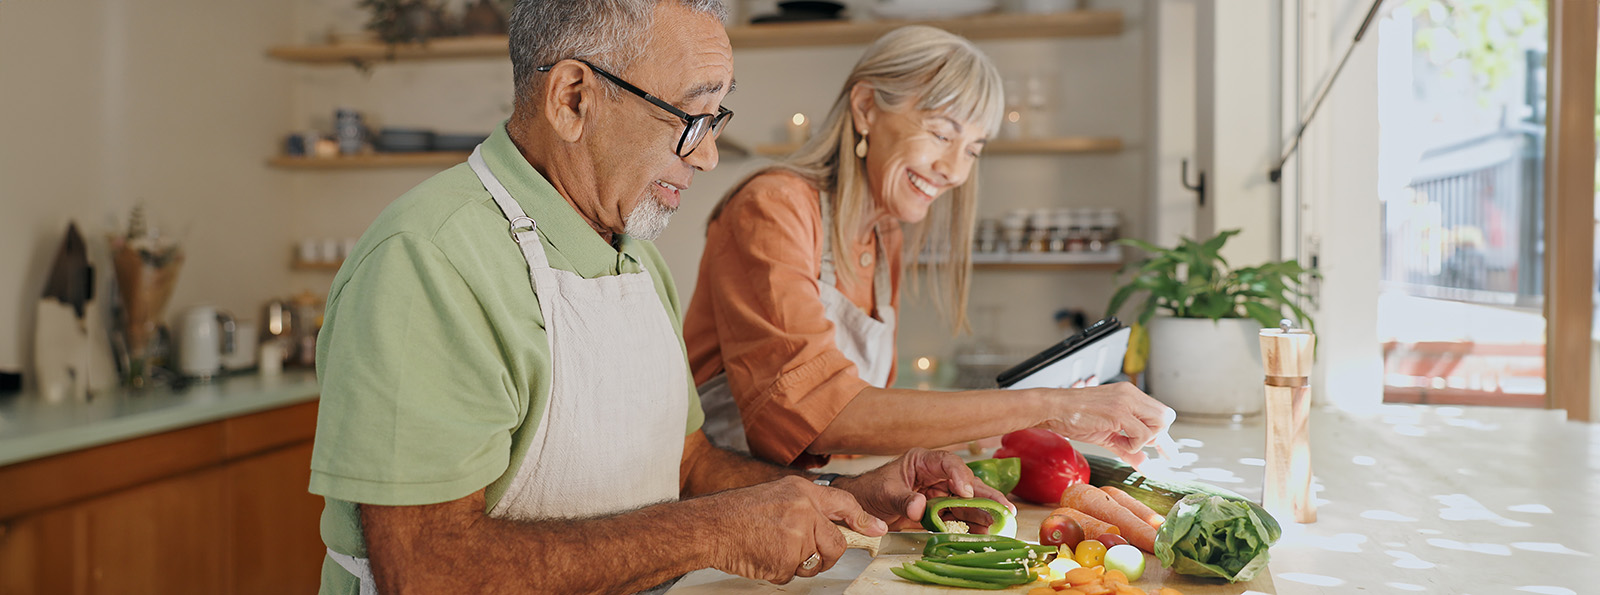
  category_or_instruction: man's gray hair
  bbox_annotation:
[509,0,727,103]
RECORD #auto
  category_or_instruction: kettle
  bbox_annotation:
[178,305,235,380]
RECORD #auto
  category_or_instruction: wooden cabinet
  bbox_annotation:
[0,401,323,595]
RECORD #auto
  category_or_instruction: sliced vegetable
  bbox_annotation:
[995,429,1091,505]
[892,563,1015,590]
[967,457,1023,494]
[913,559,1032,584]
[920,497,1013,537]
[922,533,1026,557]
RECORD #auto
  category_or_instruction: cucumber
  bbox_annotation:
[1083,453,1281,538]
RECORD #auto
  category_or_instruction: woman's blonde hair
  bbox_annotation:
[710,25,1004,333]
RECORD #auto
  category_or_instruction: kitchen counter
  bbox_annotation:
[668,404,1600,594]
[0,370,319,466]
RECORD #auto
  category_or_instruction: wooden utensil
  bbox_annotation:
[1259,323,1316,524]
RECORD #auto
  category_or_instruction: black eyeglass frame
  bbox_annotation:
[536,59,733,158]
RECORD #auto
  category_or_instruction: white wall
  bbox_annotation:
[0,0,295,386]
[1288,0,1384,410]
[281,0,1153,363]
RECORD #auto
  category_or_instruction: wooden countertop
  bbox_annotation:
[0,370,319,466]
[668,404,1599,593]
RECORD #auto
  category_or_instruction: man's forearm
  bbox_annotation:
[363,490,727,595]
[680,429,806,497]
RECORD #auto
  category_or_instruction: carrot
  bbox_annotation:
[1100,486,1164,528]
[1060,484,1158,553]
[1055,506,1118,539]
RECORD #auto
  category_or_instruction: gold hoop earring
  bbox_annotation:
[855,135,868,159]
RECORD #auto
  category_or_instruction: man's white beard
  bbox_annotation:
[623,194,676,241]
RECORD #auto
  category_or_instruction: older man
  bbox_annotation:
[308,1,1007,593]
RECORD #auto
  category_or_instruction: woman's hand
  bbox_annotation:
[1037,382,1174,466]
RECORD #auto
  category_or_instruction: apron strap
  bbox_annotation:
[326,548,379,595]
[817,192,891,312]
[469,145,550,270]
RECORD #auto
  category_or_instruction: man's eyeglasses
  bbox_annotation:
[536,59,733,158]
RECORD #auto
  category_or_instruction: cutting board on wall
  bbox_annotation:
[845,504,1275,595]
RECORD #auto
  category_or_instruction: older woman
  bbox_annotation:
[683,26,1172,470]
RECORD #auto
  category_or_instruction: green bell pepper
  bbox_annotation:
[966,457,1022,494]
[922,533,1027,557]
[919,497,1013,537]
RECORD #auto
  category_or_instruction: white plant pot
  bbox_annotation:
[1146,317,1264,423]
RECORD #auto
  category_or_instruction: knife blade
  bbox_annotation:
[840,528,932,556]
[838,528,1056,563]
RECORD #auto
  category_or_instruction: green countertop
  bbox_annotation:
[0,370,320,467]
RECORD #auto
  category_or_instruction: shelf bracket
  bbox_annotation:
[1181,158,1206,207]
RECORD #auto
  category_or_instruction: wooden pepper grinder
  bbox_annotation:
[1260,320,1316,523]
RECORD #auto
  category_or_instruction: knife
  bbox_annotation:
[838,528,1056,562]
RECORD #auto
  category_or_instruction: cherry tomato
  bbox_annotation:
[1073,538,1108,568]
[1040,513,1085,548]
[1095,533,1130,548]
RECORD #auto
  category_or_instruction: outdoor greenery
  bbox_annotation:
[1408,0,1546,95]
[1106,230,1317,331]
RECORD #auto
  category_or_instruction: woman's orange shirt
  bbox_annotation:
[683,171,902,467]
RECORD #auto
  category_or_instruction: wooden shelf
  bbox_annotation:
[921,246,1124,271]
[291,258,342,272]
[265,11,1123,64]
[754,136,1122,157]
[266,35,509,65]
[970,261,1121,271]
[268,152,469,170]
[728,10,1122,49]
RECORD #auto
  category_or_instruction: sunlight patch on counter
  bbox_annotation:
[1427,538,1512,556]
[1511,542,1590,556]
[1508,504,1553,514]
[1434,494,1533,527]
[1239,457,1265,466]
[1385,549,1436,569]
[1352,455,1376,466]
[1514,587,1577,595]
[1277,526,1367,553]
[1277,573,1345,587]
[1361,510,1417,522]
[1386,582,1427,591]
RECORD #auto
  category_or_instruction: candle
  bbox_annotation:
[786,112,811,146]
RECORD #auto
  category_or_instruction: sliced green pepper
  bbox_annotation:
[933,547,1046,568]
[922,533,1026,557]
[919,497,1013,537]
[966,457,1022,494]
[912,559,1032,585]
[892,562,1016,590]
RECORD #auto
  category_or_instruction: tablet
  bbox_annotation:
[996,317,1131,389]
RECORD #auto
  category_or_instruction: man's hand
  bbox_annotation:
[1038,382,1174,466]
[833,448,1015,532]
[702,476,887,584]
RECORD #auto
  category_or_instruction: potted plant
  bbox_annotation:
[1106,230,1315,422]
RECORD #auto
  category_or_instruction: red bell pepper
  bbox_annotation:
[993,428,1090,505]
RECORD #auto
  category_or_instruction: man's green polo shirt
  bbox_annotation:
[309,124,704,594]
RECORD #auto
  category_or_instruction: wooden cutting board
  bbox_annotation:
[844,505,1275,595]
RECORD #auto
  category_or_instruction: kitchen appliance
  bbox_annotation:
[261,298,296,365]
[178,305,235,380]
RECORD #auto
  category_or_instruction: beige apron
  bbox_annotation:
[328,146,689,594]
[699,192,897,454]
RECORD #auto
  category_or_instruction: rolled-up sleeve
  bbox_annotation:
[684,173,900,465]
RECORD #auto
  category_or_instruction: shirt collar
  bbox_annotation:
[480,123,644,276]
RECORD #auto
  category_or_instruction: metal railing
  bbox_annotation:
[1380,127,1545,308]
